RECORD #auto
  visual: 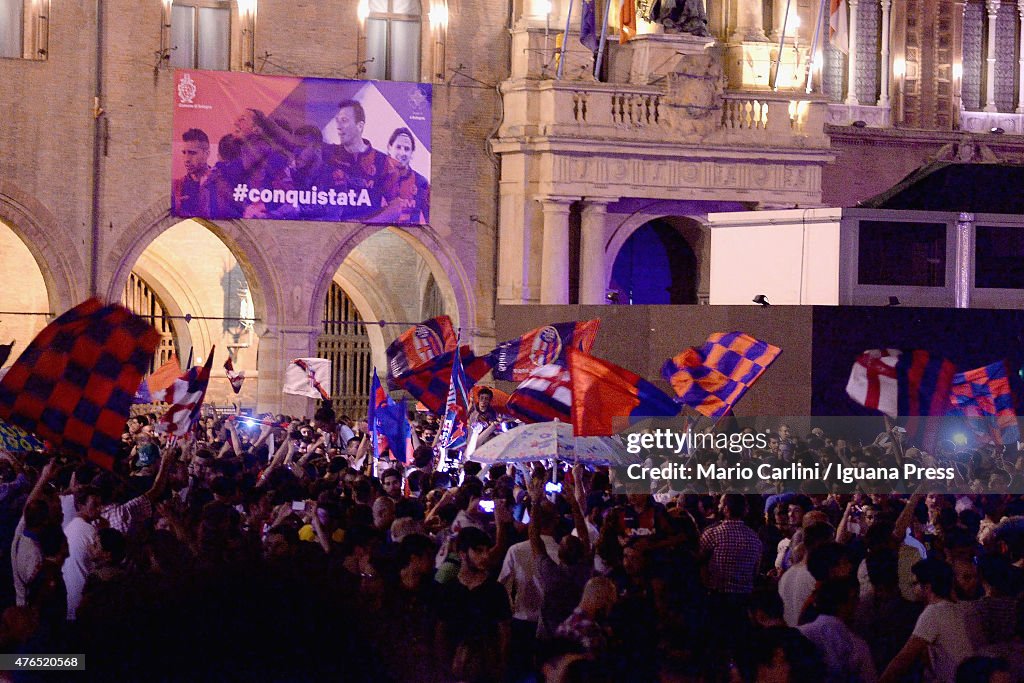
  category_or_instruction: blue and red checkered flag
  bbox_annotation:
[154,349,215,438]
[391,346,489,414]
[950,360,1020,445]
[437,344,471,450]
[487,320,600,382]
[506,364,572,423]
[567,349,679,436]
[386,316,457,380]
[0,298,161,469]
[663,332,782,417]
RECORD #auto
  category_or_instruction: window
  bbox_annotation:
[171,0,230,70]
[365,0,421,82]
[976,226,1024,288]
[857,221,946,287]
[0,0,48,61]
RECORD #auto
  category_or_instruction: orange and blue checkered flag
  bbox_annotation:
[950,360,1020,445]
[662,332,782,418]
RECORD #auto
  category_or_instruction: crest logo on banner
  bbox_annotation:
[177,73,197,104]
[414,325,444,361]
[528,327,563,368]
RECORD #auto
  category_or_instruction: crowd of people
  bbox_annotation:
[2,396,1024,682]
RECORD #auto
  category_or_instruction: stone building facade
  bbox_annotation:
[1,0,1022,416]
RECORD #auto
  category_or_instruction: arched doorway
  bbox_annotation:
[119,219,258,408]
[609,218,706,304]
[317,227,462,417]
[0,221,49,368]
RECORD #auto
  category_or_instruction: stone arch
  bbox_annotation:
[605,213,712,302]
[105,201,282,335]
[309,224,473,338]
[331,260,401,374]
[0,180,87,315]
[128,260,196,362]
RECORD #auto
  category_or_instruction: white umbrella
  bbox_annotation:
[468,420,640,467]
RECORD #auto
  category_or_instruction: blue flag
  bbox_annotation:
[437,343,471,450]
[369,369,410,461]
[580,0,598,51]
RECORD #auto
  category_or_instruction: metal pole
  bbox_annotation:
[594,0,613,79]
[804,0,828,93]
[558,0,576,79]
[771,0,794,90]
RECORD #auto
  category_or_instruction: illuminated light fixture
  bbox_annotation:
[357,0,370,22]
[991,127,1005,134]
[790,14,801,30]
[237,0,256,18]
[952,62,963,81]
[893,57,906,78]
[539,0,553,14]
[429,3,448,28]
[752,294,771,307]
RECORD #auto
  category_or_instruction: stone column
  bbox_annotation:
[985,0,1001,112]
[539,197,573,305]
[579,200,609,305]
[878,0,892,107]
[845,0,860,104]
[1017,1,1024,112]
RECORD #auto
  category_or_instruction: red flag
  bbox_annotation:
[487,320,600,382]
[567,349,679,436]
[0,298,160,469]
[391,346,488,414]
[386,316,457,379]
[148,354,182,395]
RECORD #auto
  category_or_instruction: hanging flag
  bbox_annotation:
[0,341,13,368]
[437,346,471,450]
[846,349,901,418]
[619,0,636,44]
[488,320,600,382]
[284,358,331,400]
[148,354,183,395]
[580,0,599,51]
[386,315,457,380]
[506,363,572,423]
[0,298,160,470]
[950,360,1020,445]
[224,357,245,394]
[846,349,956,419]
[155,351,215,437]
[567,349,679,436]
[830,0,849,54]
[391,346,489,414]
[663,332,782,418]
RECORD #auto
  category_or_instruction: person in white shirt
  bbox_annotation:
[12,460,59,606]
[62,486,105,621]
[799,577,878,682]
[881,558,977,683]
[778,522,835,626]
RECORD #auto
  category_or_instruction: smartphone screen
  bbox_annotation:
[478,500,495,514]
[291,500,305,512]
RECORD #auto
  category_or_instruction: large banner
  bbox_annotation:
[171,70,431,225]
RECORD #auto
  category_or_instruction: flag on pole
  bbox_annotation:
[580,0,599,50]
[155,350,215,437]
[223,357,245,394]
[619,0,636,43]
[0,298,160,469]
[391,346,489,414]
[386,315,457,379]
[148,354,182,394]
[846,349,901,417]
[369,369,389,457]
[487,320,600,382]
[846,349,956,419]
[567,349,679,436]
[284,358,331,400]
[830,0,849,54]
[437,345,471,450]
[949,360,1020,445]
[505,363,572,423]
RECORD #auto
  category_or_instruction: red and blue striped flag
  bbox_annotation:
[950,360,1020,445]
[487,320,600,382]
[505,364,572,424]
[568,349,679,436]
[391,346,489,414]
[155,349,215,438]
[437,345,471,450]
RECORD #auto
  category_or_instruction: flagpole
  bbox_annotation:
[594,0,612,79]
[804,0,828,93]
[771,0,794,90]
[557,0,576,79]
